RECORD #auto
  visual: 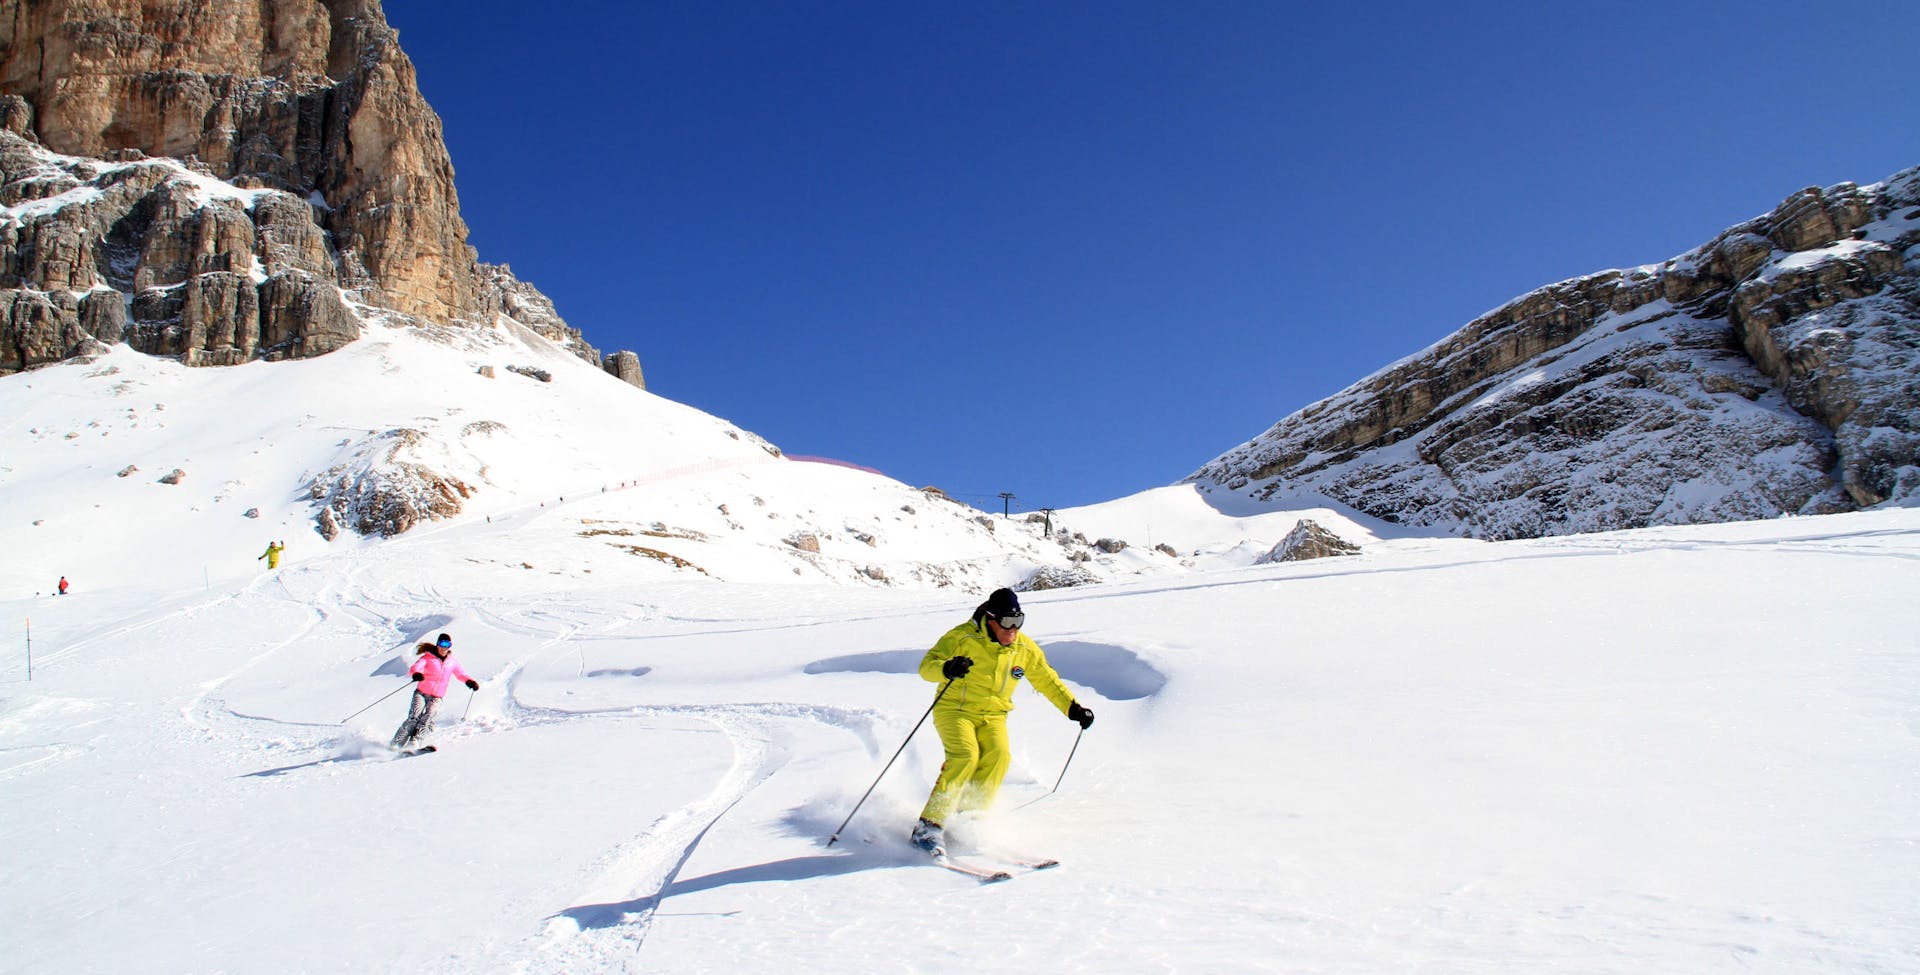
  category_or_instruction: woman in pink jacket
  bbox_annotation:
[390,633,479,752]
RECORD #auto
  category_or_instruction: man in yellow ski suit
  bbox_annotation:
[912,588,1094,853]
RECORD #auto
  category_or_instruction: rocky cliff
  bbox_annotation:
[1190,167,1920,539]
[0,0,641,381]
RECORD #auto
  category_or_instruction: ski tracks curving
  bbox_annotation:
[484,700,877,973]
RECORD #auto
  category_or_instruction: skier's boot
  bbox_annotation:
[910,817,945,855]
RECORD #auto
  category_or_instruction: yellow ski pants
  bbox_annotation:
[919,710,1012,825]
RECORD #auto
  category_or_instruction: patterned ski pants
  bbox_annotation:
[390,690,442,749]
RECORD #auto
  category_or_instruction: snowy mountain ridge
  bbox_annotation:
[1190,166,1920,539]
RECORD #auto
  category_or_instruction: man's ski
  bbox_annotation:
[399,745,437,757]
[987,851,1058,870]
[930,851,1012,883]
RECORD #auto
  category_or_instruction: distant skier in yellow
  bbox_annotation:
[911,588,1094,854]
[258,540,284,569]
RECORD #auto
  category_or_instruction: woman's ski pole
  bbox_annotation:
[460,686,477,721]
[340,682,412,724]
[827,679,952,847]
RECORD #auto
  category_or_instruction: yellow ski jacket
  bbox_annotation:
[919,617,1075,717]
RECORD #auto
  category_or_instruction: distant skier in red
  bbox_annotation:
[57,576,69,595]
[390,633,479,752]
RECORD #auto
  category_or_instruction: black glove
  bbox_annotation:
[941,656,974,680]
[465,679,479,691]
[411,672,425,682]
[1067,701,1094,729]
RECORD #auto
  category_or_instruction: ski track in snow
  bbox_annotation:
[506,707,789,972]
[170,563,892,974]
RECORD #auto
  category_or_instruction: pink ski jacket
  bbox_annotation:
[408,651,474,699]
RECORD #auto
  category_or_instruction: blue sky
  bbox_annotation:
[385,1,1918,511]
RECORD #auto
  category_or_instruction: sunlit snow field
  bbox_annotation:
[4,504,1916,973]
[2,331,1915,973]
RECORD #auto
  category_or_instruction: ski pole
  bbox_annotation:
[1016,725,1085,811]
[827,679,952,847]
[340,682,412,724]
[460,686,477,721]
[1048,725,1085,793]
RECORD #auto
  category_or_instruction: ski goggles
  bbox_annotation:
[436,637,453,649]
[994,612,1025,630]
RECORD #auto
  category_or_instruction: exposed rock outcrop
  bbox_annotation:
[1021,564,1101,590]
[1256,519,1360,563]
[305,426,480,538]
[603,349,644,389]
[1191,166,1920,538]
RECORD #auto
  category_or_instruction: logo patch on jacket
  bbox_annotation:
[1011,666,1025,681]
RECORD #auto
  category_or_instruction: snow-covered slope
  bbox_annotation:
[2,494,1913,973]
[3,315,1406,600]
[0,318,771,591]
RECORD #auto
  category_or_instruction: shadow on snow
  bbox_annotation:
[553,853,891,931]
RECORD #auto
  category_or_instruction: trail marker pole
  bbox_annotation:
[25,617,31,681]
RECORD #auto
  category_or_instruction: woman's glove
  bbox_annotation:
[465,679,480,691]
[411,673,425,682]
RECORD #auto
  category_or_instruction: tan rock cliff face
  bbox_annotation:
[3,0,474,320]
[0,0,644,382]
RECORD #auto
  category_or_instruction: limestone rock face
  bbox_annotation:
[1,0,634,380]
[1191,166,1920,538]
[1,0,476,321]
[477,262,591,361]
